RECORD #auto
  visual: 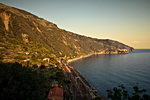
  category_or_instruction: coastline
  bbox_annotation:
[69,65,106,100]
[67,53,95,63]
[67,50,129,63]
[66,51,130,99]
[66,53,106,100]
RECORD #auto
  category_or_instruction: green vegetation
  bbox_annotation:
[96,39,134,51]
[0,62,71,100]
[0,62,50,100]
[0,54,4,61]
[106,84,150,100]
[14,56,26,60]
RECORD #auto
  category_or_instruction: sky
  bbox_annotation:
[1,0,150,49]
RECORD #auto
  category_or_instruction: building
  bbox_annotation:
[47,87,63,100]
[43,58,50,63]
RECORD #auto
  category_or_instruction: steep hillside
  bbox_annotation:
[93,39,135,51]
[0,3,134,65]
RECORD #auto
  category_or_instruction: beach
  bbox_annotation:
[67,53,95,63]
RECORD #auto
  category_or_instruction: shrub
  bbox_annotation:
[106,84,150,100]
[0,62,50,100]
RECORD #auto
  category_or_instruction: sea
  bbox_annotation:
[70,49,150,99]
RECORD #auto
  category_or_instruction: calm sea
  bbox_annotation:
[70,49,150,99]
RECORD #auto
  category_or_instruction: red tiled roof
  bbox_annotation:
[48,87,63,98]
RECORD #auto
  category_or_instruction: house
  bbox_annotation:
[43,58,50,63]
[123,49,128,51]
[47,87,63,100]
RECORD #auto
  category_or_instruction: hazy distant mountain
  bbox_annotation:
[0,3,134,63]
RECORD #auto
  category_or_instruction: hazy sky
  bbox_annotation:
[1,0,150,49]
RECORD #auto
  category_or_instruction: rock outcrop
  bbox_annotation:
[0,11,11,31]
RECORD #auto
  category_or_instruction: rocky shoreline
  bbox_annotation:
[72,67,106,100]
[66,54,106,100]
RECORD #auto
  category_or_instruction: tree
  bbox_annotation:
[106,84,150,100]
[0,62,49,100]
[56,71,66,85]
[39,64,46,69]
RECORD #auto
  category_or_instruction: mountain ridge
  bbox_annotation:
[0,3,134,64]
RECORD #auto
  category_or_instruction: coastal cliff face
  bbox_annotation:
[0,3,134,64]
[93,39,135,51]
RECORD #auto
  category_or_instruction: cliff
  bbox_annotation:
[93,39,135,51]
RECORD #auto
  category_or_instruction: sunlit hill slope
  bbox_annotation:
[0,3,134,64]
